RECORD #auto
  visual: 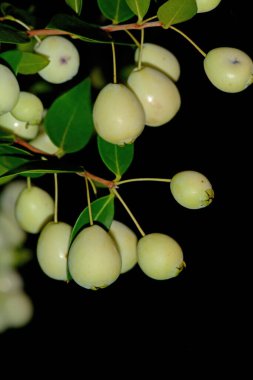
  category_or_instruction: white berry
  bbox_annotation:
[196,0,222,13]
[37,221,72,281]
[170,170,214,209]
[137,233,185,280]
[134,43,180,81]
[11,91,44,125]
[127,66,181,127]
[204,47,253,93]
[34,36,80,84]
[0,64,20,115]
[93,83,145,145]
[68,224,122,289]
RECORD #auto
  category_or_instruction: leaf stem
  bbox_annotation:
[116,177,171,185]
[85,176,93,225]
[169,25,206,57]
[54,173,58,223]
[111,41,117,84]
[111,187,145,237]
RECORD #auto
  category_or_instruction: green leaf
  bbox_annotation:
[125,0,151,21]
[157,0,197,28]
[0,49,22,74]
[70,194,115,244]
[97,0,134,23]
[65,0,83,15]
[0,2,36,26]
[0,130,14,143]
[0,159,84,185]
[0,145,32,184]
[44,77,94,154]
[47,13,111,44]
[17,52,50,74]
[97,136,134,178]
[0,23,30,44]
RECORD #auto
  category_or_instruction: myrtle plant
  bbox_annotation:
[0,0,252,320]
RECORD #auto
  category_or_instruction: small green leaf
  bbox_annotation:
[45,77,94,153]
[97,136,134,178]
[0,130,14,143]
[0,23,30,44]
[97,0,134,23]
[0,145,32,184]
[70,194,115,244]
[0,159,84,185]
[47,13,111,44]
[0,49,22,74]
[157,0,197,28]
[125,0,151,21]
[65,0,83,15]
[17,52,50,74]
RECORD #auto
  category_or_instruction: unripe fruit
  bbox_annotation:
[204,47,253,93]
[0,64,20,115]
[170,170,214,209]
[109,220,138,273]
[15,186,54,233]
[30,131,59,155]
[11,91,44,125]
[134,43,180,81]
[68,224,122,289]
[0,111,39,140]
[137,233,185,280]
[0,213,26,249]
[0,180,26,221]
[34,36,80,84]
[127,66,181,127]
[0,269,23,293]
[196,0,221,13]
[3,290,33,328]
[37,221,72,281]
[93,83,145,145]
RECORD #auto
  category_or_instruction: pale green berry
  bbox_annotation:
[0,269,23,293]
[204,47,253,93]
[137,233,185,280]
[0,213,27,249]
[3,290,33,328]
[196,0,222,13]
[170,170,214,209]
[68,224,122,290]
[15,186,54,234]
[30,131,59,155]
[34,36,80,84]
[11,91,44,125]
[0,112,39,140]
[93,83,145,145]
[127,66,181,127]
[37,221,72,281]
[0,64,20,115]
[109,220,138,273]
[134,43,180,81]
[0,179,26,221]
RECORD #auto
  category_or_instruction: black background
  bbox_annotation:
[0,0,251,373]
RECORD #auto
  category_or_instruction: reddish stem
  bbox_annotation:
[15,137,53,156]
[79,171,116,189]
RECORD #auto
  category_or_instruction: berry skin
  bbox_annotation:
[93,83,145,145]
[109,220,138,273]
[134,43,180,81]
[0,64,20,115]
[11,91,44,125]
[68,224,122,290]
[170,170,214,209]
[127,66,181,127]
[137,233,185,280]
[204,47,253,93]
[0,111,39,140]
[36,221,72,281]
[15,186,54,234]
[30,131,59,155]
[34,36,80,84]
